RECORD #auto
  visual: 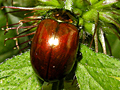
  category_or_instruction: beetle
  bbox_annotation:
[2,5,81,85]
[30,9,81,82]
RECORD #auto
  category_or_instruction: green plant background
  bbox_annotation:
[0,0,120,90]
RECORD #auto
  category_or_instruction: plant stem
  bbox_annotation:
[99,28,106,54]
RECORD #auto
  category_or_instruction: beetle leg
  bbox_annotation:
[58,79,64,90]
[77,50,82,61]
[52,81,59,90]
[71,75,77,85]
[77,39,82,61]
[52,79,64,90]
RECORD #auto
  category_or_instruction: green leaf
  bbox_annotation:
[38,0,61,7]
[76,44,120,90]
[83,9,98,22]
[73,0,89,10]
[12,0,38,7]
[84,22,94,34]
[99,12,120,29]
[0,51,42,90]
[89,0,98,5]
[65,0,73,10]
[91,0,118,10]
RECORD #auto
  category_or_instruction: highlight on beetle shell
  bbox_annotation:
[48,37,59,46]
